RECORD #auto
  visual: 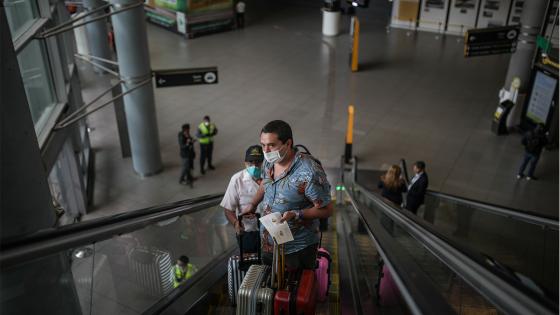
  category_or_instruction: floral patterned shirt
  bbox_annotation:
[260,151,331,254]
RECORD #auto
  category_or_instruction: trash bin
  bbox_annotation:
[322,7,341,36]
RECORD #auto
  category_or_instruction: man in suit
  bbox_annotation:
[406,161,428,214]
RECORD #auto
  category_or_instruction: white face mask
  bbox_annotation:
[264,145,286,164]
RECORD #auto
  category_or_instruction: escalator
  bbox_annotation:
[1,160,557,315]
[351,157,558,303]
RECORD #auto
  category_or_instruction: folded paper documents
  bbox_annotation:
[259,212,294,245]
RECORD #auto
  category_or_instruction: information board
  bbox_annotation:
[526,71,557,124]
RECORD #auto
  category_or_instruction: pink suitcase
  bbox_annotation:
[315,247,332,302]
[377,265,400,306]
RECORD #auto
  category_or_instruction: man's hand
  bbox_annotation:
[234,219,244,235]
[280,210,297,223]
[240,204,256,216]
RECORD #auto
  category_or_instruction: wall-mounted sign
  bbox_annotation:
[464,26,519,57]
[153,67,218,88]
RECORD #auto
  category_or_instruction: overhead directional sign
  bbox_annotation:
[464,26,519,57]
[153,67,218,88]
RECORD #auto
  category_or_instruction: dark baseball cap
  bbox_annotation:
[245,145,263,162]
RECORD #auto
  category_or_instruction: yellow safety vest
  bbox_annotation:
[172,263,197,288]
[198,122,216,144]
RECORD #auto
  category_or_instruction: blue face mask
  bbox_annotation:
[246,165,261,179]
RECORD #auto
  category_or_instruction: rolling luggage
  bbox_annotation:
[315,247,331,302]
[376,260,400,306]
[228,215,262,305]
[236,265,275,315]
[127,247,174,297]
[274,269,318,315]
[274,244,318,315]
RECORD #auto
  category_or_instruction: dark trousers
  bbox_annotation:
[200,142,214,171]
[180,158,194,182]
[236,13,244,28]
[518,152,540,177]
[405,199,421,214]
[262,243,318,270]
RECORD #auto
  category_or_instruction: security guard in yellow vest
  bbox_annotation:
[172,255,198,288]
[197,115,218,174]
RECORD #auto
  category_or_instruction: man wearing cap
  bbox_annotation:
[221,145,264,253]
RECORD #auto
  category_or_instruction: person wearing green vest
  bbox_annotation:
[172,255,198,288]
[197,115,218,174]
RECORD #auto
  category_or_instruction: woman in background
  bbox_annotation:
[378,165,407,206]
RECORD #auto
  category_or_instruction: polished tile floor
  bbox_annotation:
[81,0,558,224]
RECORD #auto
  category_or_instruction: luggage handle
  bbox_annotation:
[271,239,285,290]
[237,213,261,267]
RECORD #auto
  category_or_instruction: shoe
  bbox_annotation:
[516,174,523,179]
[201,169,206,175]
[526,176,538,181]
[179,180,187,185]
[209,165,215,170]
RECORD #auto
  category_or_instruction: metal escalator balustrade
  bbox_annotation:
[0,194,238,315]
[345,176,558,315]
[399,158,559,301]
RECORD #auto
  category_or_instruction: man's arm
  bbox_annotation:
[224,208,243,234]
[178,134,187,150]
[240,184,264,215]
[280,201,333,222]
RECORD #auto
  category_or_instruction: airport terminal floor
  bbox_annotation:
[82,0,558,222]
[1,0,559,315]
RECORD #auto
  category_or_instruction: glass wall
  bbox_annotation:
[4,0,93,217]
[4,0,38,39]
[16,40,58,135]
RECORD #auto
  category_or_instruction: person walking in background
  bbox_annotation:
[221,145,264,253]
[517,124,548,181]
[178,124,196,187]
[378,165,407,206]
[197,115,218,174]
[405,161,428,214]
[172,255,197,288]
[236,1,246,29]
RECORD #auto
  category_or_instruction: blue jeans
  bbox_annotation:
[518,152,540,177]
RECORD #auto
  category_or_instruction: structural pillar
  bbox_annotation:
[504,0,548,128]
[83,0,112,74]
[110,0,163,176]
[1,8,82,315]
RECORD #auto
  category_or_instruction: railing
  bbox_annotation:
[0,194,233,315]
[399,158,558,229]
[346,178,557,315]
[342,185,456,315]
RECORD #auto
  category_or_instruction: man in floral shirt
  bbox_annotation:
[241,120,333,269]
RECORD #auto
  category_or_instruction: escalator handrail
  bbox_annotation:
[343,188,456,315]
[0,194,224,269]
[425,190,559,229]
[0,193,224,248]
[350,182,557,315]
[398,158,558,229]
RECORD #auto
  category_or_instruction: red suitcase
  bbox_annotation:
[274,269,317,315]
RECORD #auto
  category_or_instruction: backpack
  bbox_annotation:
[525,133,542,153]
[295,144,322,166]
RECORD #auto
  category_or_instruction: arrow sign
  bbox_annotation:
[464,26,520,57]
[153,67,218,88]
